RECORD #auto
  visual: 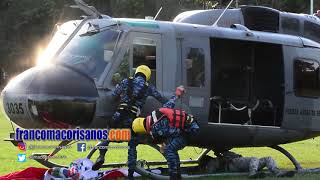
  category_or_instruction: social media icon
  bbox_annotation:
[17,154,26,162]
[77,143,86,152]
[17,142,26,151]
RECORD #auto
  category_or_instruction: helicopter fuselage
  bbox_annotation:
[3,6,320,151]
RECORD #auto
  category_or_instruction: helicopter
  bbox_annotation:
[2,0,320,178]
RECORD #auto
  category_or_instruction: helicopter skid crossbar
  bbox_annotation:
[98,144,210,168]
[269,145,320,173]
[30,141,207,169]
[32,153,66,168]
[17,138,320,176]
[269,145,302,170]
[135,161,251,179]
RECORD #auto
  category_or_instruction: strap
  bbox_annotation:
[126,77,148,106]
[179,111,183,129]
[117,103,138,114]
[152,110,158,123]
[173,109,177,128]
[127,77,134,105]
[132,83,148,104]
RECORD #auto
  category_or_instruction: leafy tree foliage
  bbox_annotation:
[0,0,319,78]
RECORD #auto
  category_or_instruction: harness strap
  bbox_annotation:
[136,83,148,101]
[179,110,183,129]
[151,110,158,123]
[173,109,177,128]
[127,77,134,105]
[117,103,139,115]
[126,77,148,107]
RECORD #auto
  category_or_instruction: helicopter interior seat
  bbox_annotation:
[249,43,284,127]
[209,37,284,126]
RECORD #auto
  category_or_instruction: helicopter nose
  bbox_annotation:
[1,64,98,129]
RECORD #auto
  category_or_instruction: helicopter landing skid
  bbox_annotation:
[31,140,74,168]
[31,153,66,168]
[269,145,320,173]
[88,143,209,169]
[32,141,209,169]
[135,160,252,179]
[269,145,302,170]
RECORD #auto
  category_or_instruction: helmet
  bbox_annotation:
[135,65,151,81]
[132,117,147,134]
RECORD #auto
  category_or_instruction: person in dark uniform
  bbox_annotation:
[199,151,295,178]
[132,86,200,180]
[92,65,167,180]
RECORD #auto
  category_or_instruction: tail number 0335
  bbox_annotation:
[6,102,24,115]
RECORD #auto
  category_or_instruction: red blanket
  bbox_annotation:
[0,167,47,180]
[0,167,126,180]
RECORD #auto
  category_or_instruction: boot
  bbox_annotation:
[128,169,135,180]
[248,171,267,179]
[275,170,295,177]
[92,155,105,171]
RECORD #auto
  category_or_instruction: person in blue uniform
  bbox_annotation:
[92,65,167,179]
[132,86,200,180]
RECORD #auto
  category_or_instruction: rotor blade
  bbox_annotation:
[72,0,111,19]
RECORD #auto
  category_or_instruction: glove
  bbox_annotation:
[175,85,185,97]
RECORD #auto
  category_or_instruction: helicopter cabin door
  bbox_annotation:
[181,37,211,122]
[109,32,162,115]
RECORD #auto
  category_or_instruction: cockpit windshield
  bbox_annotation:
[55,21,121,81]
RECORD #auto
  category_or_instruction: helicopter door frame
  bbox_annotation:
[282,46,320,131]
[127,31,163,114]
[105,31,163,89]
[180,37,211,123]
[128,32,163,90]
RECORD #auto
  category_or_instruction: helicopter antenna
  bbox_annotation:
[71,0,111,19]
[154,7,163,20]
[212,0,234,27]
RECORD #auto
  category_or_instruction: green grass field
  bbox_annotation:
[1,106,320,179]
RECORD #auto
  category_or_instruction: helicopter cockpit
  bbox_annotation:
[53,19,122,82]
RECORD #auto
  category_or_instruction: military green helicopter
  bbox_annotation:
[2,0,320,178]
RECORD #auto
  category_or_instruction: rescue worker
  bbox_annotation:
[132,86,200,180]
[200,151,295,178]
[92,65,168,179]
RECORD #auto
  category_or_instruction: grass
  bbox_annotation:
[1,105,320,179]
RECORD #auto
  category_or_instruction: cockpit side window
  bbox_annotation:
[132,37,157,85]
[185,47,205,87]
[303,21,320,43]
[56,22,120,81]
[111,37,157,86]
[294,59,320,97]
[281,17,300,36]
[111,48,130,86]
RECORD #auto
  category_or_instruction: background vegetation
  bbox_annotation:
[0,0,320,79]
